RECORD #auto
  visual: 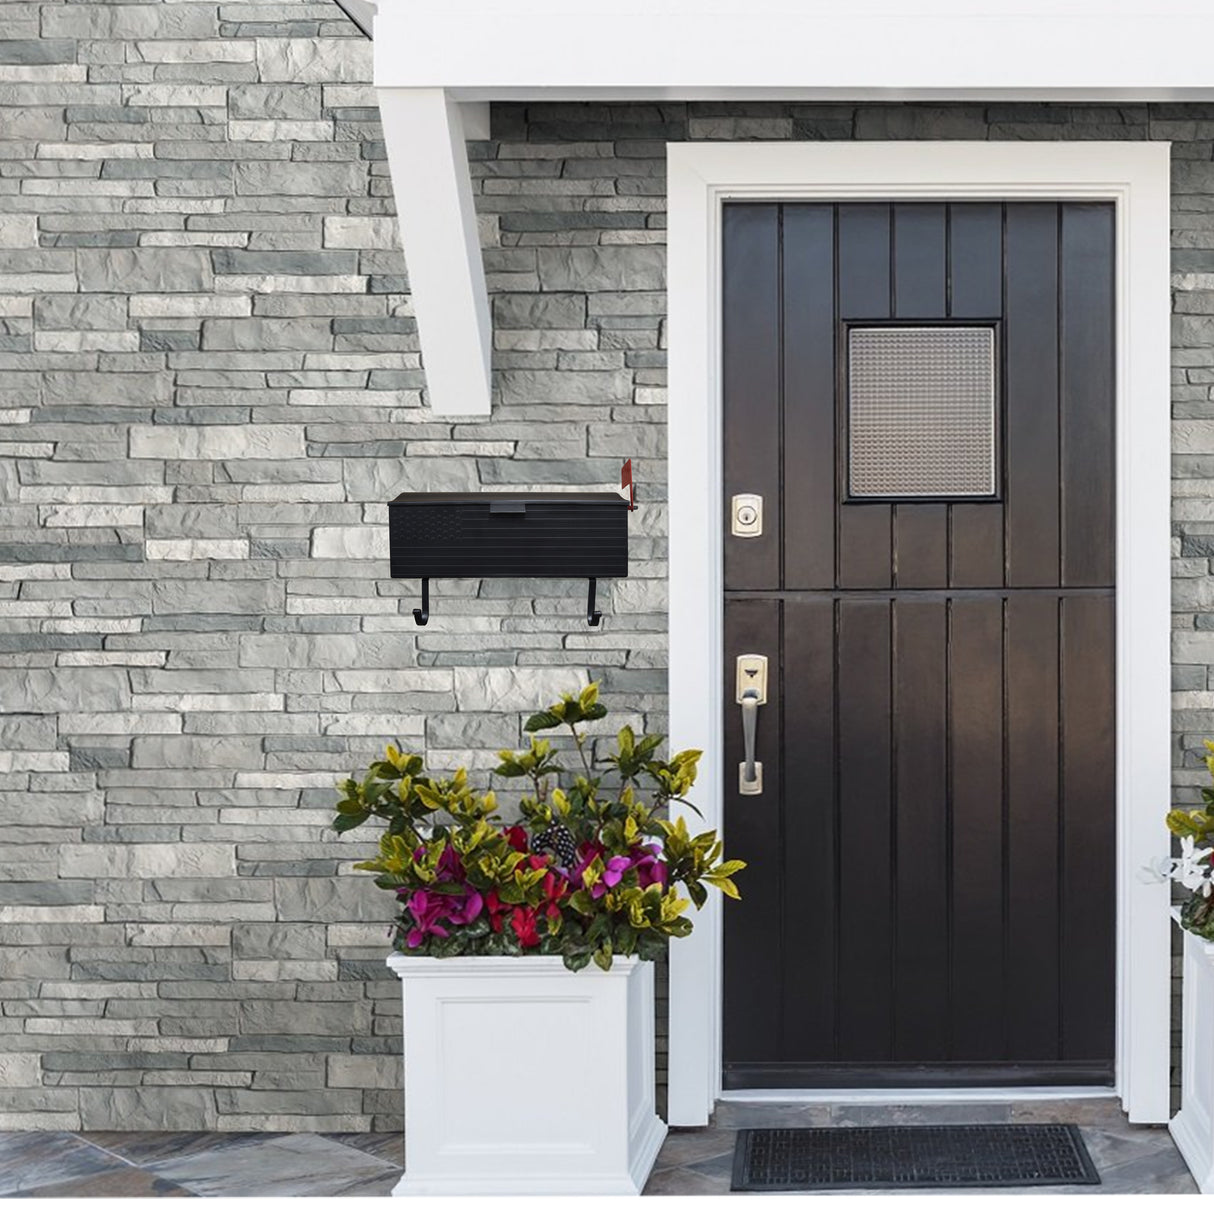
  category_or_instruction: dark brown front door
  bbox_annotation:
[721,201,1116,1088]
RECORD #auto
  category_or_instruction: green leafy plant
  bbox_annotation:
[332,683,745,971]
[1166,741,1214,939]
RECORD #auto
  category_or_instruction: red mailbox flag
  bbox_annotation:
[621,459,635,510]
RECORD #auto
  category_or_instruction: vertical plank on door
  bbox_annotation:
[1005,595,1061,1061]
[950,504,1005,589]
[783,204,837,590]
[836,599,893,1061]
[1060,203,1116,589]
[896,504,949,589]
[893,598,949,1060]
[894,204,947,319]
[723,204,781,591]
[1005,204,1061,588]
[891,204,949,589]
[722,597,783,1068]
[782,598,837,1062]
[1060,594,1117,1060]
[838,506,893,590]
[947,203,1005,590]
[948,203,1003,319]
[839,203,892,318]
[838,204,893,590]
[949,598,1006,1060]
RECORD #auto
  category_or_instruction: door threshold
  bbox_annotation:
[720,1086,1117,1105]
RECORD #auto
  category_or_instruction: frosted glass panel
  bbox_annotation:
[848,326,997,498]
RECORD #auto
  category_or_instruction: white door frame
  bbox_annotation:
[666,141,1173,1127]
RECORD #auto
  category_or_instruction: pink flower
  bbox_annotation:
[405,888,452,948]
[448,888,483,925]
[600,856,631,892]
[631,844,668,890]
[402,883,484,948]
[435,844,466,883]
[570,842,637,899]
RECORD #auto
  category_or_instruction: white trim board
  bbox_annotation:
[722,1087,1116,1106]
[665,141,1173,1128]
[377,89,492,416]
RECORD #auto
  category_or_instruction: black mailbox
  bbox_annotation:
[388,488,631,627]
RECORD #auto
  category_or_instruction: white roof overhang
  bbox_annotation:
[361,0,1214,415]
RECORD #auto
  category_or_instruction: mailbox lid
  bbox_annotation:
[388,493,629,578]
[389,491,628,505]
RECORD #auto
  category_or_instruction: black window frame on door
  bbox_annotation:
[837,318,1006,506]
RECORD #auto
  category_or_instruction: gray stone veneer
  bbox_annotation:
[0,0,1202,1130]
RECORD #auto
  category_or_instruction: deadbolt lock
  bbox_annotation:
[731,493,763,537]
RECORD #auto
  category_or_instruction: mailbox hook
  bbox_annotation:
[414,577,600,627]
[587,578,602,627]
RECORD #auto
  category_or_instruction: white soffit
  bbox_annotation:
[375,0,1214,99]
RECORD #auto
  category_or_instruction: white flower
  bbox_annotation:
[1165,835,1214,898]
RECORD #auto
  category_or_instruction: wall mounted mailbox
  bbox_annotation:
[388,462,635,627]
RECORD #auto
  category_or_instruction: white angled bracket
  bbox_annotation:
[377,87,492,417]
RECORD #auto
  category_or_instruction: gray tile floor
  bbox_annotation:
[0,1130,404,1198]
[0,1097,1197,1196]
[645,1097,1198,1196]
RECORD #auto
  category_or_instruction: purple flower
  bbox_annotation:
[601,856,631,889]
[580,853,632,899]
[568,841,669,899]
[435,844,466,883]
[448,889,484,925]
[404,888,452,947]
[402,883,485,948]
[632,844,668,890]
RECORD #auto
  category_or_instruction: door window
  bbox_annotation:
[847,324,997,499]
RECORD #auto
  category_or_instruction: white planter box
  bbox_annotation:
[385,952,667,1195]
[1170,925,1214,1194]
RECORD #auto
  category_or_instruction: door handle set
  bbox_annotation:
[730,490,765,792]
[736,653,767,796]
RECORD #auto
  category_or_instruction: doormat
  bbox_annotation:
[731,1124,1100,1191]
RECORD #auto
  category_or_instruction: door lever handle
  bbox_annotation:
[740,689,762,795]
[735,653,767,797]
